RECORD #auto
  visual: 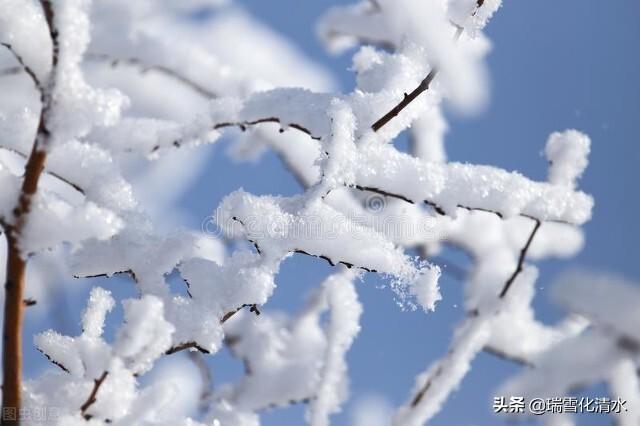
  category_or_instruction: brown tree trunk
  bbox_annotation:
[2,145,48,426]
[2,233,26,426]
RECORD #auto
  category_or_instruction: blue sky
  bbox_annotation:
[21,1,640,425]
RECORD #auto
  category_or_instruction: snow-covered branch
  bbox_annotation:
[0,0,620,425]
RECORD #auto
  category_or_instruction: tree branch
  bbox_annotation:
[85,53,218,99]
[187,351,214,416]
[165,341,210,355]
[370,27,463,132]
[483,345,533,367]
[163,303,263,355]
[2,1,58,421]
[35,348,69,373]
[152,118,322,154]
[0,146,84,194]
[498,219,541,298]
[221,303,261,323]
[80,371,108,420]
[0,43,44,93]
[353,184,572,225]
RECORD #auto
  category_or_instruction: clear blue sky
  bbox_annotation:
[23,1,640,425]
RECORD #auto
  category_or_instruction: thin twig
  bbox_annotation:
[22,299,36,307]
[0,43,43,92]
[499,219,541,298]
[152,118,322,154]
[483,345,533,367]
[371,27,463,132]
[0,146,84,194]
[72,270,133,280]
[187,351,214,416]
[165,341,210,355]
[36,348,69,373]
[221,304,261,323]
[80,371,108,420]
[85,53,218,99]
[353,184,572,225]
[372,0,486,133]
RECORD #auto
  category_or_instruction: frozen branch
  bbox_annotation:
[85,53,219,99]
[1,0,58,419]
[353,184,579,225]
[371,27,463,132]
[35,347,70,373]
[0,43,44,94]
[499,219,541,298]
[395,316,491,425]
[165,341,210,355]
[0,146,84,194]
[151,117,322,154]
[80,371,109,420]
[188,351,214,416]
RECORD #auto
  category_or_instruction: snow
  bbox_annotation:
[409,266,442,312]
[318,1,392,53]
[0,159,20,219]
[0,0,52,79]
[48,0,129,147]
[29,286,202,424]
[217,271,361,422]
[394,316,493,426]
[356,142,594,224]
[215,189,440,310]
[82,287,115,339]
[308,271,362,426]
[545,129,591,188]
[609,360,640,426]
[350,395,394,426]
[0,1,613,424]
[115,295,175,374]
[21,190,123,254]
[496,271,640,423]
[553,270,640,343]
[383,0,489,111]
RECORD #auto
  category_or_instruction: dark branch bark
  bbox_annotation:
[499,219,541,298]
[371,68,439,132]
[165,341,210,355]
[152,118,322,153]
[213,117,322,141]
[354,185,415,204]
[411,363,444,407]
[293,249,378,273]
[483,345,533,367]
[353,184,571,225]
[221,304,261,323]
[80,371,108,420]
[72,270,133,280]
[22,299,36,307]
[35,348,69,373]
